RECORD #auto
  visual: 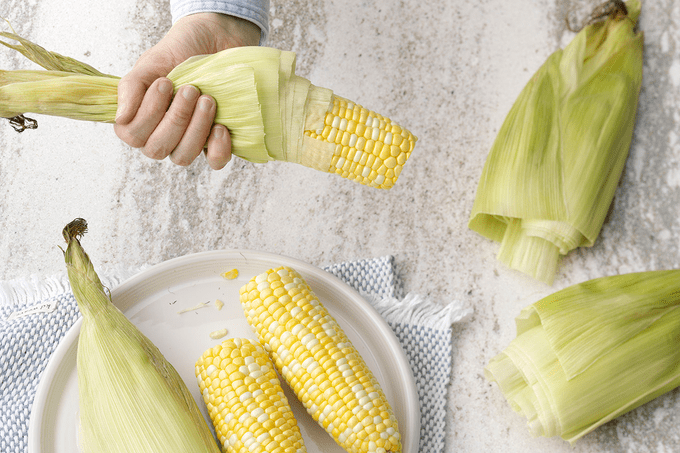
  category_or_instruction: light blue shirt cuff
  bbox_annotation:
[171,0,270,46]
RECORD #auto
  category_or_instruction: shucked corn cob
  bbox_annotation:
[239,267,401,453]
[195,338,307,453]
[0,31,416,189]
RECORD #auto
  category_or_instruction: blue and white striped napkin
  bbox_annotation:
[1,255,471,453]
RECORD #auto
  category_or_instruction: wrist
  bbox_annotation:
[177,13,261,48]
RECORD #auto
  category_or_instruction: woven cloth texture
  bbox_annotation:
[1,255,470,453]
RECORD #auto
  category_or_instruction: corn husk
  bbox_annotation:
[485,269,680,443]
[62,218,220,453]
[0,32,306,162]
[0,30,416,188]
[468,0,644,284]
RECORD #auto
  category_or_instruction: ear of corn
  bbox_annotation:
[468,0,643,284]
[195,338,307,453]
[485,269,680,444]
[239,266,401,453]
[61,218,220,453]
[0,31,416,189]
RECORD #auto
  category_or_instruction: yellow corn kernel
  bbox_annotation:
[384,157,397,169]
[221,269,239,280]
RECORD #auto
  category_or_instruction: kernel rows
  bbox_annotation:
[240,267,401,453]
[196,338,306,453]
[305,96,416,189]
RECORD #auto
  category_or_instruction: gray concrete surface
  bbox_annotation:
[1,0,679,451]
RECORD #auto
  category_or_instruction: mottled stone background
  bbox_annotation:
[1,0,679,451]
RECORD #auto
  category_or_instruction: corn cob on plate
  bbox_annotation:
[239,266,402,453]
[29,250,419,453]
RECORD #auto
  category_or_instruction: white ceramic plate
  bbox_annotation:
[28,250,419,453]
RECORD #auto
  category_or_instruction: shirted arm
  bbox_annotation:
[171,0,270,45]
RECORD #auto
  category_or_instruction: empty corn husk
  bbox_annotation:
[485,269,680,444]
[0,31,416,189]
[62,219,220,453]
[468,0,644,284]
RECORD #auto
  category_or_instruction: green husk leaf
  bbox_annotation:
[468,0,644,285]
[0,73,119,120]
[275,49,297,162]
[0,69,76,87]
[485,268,680,444]
[62,218,220,453]
[516,269,680,379]
[283,75,311,165]
[0,30,113,76]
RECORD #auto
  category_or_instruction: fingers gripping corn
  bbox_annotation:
[239,267,401,453]
[196,338,307,453]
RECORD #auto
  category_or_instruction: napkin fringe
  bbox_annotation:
[0,269,135,308]
[366,292,473,331]
[0,274,70,307]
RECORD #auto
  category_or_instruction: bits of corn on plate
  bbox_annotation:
[27,250,419,453]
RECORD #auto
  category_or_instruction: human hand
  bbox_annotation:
[114,13,261,169]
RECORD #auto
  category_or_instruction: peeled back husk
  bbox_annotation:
[62,219,220,453]
[485,269,680,443]
[468,0,644,284]
[0,31,416,189]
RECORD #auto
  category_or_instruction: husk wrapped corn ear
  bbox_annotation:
[485,269,680,444]
[62,218,220,453]
[468,0,644,284]
[0,31,416,189]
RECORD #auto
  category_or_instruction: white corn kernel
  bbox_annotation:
[336,157,346,169]
[384,132,392,145]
